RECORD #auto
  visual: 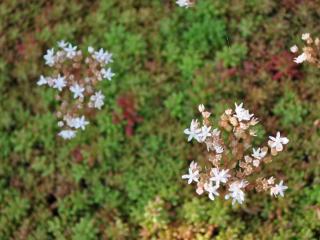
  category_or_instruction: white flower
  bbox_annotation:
[198,104,205,112]
[301,33,310,41]
[294,52,307,64]
[75,116,89,130]
[101,68,115,81]
[184,119,201,142]
[189,161,198,171]
[225,180,248,205]
[202,111,211,118]
[182,163,199,184]
[204,183,219,200]
[66,117,77,128]
[210,168,230,187]
[64,43,77,58]
[270,180,288,197]
[53,75,66,91]
[290,45,298,53]
[176,0,191,8]
[58,130,76,139]
[37,75,47,86]
[103,51,113,64]
[58,40,68,48]
[70,84,85,99]
[251,148,267,160]
[93,48,113,65]
[65,116,89,130]
[88,46,94,53]
[268,132,289,152]
[199,125,211,142]
[44,48,55,66]
[234,102,254,122]
[214,145,224,154]
[89,91,105,109]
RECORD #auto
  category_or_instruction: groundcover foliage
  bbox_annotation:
[0,0,320,239]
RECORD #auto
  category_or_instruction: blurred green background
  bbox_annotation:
[1,0,320,239]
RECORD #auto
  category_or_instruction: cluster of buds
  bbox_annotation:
[176,0,194,8]
[182,103,289,205]
[37,40,115,139]
[291,33,320,66]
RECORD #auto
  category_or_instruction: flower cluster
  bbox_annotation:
[182,103,289,205]
[291,33,320,66]
[176,0,193,8]
[38,41,115,139]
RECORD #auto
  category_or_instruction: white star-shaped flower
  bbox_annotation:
[93,48,113,65]
[101,68,115,81]
[89,91,105,109]
[58,130,76,139]
[199,125,211,142]
[234,102,254,122]
[37,75,47,86]
[53,75,66,91]
[44,48,55,66]
[57,40,68,48]
[64,43,77,59]
[210,168,230,187]
[70,84,85,99]
[225,180,248,205]
[268,132,289,152]
[184,119,202,142]
[65,116,89,130]
[189,161,198,171]
[270,180,288,197]
[251,148,267,160]
[204,183,219,200]
[182,165,199,184]
[75,116,89,130]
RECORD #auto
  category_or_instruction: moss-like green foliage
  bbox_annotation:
[0,0,319,239]
[273,89,308,127]
[216,43,248,67]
